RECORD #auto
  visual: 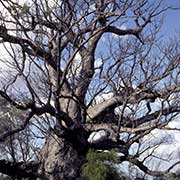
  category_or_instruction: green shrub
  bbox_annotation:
[81,149,129,180]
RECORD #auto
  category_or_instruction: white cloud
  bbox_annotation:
[94,92,113,104]
[0,44,13,73]
[89,3,96,12]
[136,127,180,173]
[69,52,82,75]
[88,130,109,144]
[95,58,102,67]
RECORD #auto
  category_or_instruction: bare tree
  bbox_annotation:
[0,0,180,179]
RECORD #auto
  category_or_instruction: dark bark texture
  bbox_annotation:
[0,1,180,180]
[38,134,83,180]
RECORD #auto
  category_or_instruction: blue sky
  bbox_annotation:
[161,0,180,37]
[162,7,180,39]
[95,1,180,59]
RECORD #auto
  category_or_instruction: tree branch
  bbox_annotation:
[0,25,56,70]
[90,139,126,151]
[0,90,34,110]
[124,155,180,177]
[0,159,41,179]
[0,111,34,142]
[126,155,164,177]
[132,106,180,127]
[86,85,180,121]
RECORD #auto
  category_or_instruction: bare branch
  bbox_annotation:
[0,159,41,179]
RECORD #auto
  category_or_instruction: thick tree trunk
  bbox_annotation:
[38,66,88,179]
[38,133,85,180]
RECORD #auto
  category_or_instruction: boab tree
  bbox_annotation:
[0,0,180,179]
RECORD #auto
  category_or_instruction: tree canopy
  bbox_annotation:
[0,0,180,179]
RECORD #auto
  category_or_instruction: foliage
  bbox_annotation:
[21,3,30,13]
[81,149,130,180]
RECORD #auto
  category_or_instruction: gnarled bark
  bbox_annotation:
[38,133,85,180]
[0,1,179,180]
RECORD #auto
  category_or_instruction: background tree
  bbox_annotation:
[0,0,180,179]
